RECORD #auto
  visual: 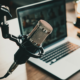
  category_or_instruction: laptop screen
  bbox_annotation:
[17,0,67,47]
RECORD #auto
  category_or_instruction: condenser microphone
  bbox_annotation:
[27,19,53,46]
[0,20,53,79]
[14,19,53,64]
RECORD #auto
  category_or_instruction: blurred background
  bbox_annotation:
[0,0,75,19]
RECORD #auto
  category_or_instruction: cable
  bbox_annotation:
[0,62,18,79]
[0,72,9,79]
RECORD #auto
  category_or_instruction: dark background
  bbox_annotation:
[0,0,74,19]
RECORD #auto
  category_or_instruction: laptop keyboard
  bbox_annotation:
[40,41,80,65]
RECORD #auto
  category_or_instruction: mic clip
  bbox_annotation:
[25,46,44,58]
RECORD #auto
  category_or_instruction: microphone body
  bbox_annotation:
[14,39,38,64]
[1,20,53,78]
[14,19,53,64]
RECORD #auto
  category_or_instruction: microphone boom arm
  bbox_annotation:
[0,5,44,79]
[0,15,44,60]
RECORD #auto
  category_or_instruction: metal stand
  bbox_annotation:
[0,5,44,79]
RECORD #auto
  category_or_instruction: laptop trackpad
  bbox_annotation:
[65,48,80,67]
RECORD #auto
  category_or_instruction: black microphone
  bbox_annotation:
[0,20,53,79]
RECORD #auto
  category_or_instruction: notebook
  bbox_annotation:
[16,0,80,79]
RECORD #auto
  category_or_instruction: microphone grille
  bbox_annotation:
[28,20,53,46]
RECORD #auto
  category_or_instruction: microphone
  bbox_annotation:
[0,20,53,79]
[27,19,53,46]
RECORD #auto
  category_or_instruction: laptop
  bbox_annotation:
[16,0,80,79]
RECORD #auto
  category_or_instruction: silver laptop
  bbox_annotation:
[16,0,80,79]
